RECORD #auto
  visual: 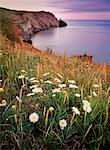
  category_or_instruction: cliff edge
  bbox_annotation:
[0,7,67,43]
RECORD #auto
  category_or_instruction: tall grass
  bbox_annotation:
[0,35,110,149]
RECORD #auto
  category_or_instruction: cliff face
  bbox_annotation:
[0,7,61,42]
[10,11,59,42]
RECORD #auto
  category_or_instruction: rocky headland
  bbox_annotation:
[0,7,67,43]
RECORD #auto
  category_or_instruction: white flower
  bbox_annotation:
[52,88,61,93]
[82,100,92,113]
[59,119,67,130]
[72,106,80,115]
[29,77,36,81]
[0,80,3,82]
[52,94,56,97]
[92,91,97,97]
[18,75,25,79]
[58,84,66,88]
[31,80,39,83]
[54,78,62,83]
[32,87,43,93]
[93,84,99,88]
[68,80,76,84]
[29,85,38,89]
[29,112,39,123]
[69,84,78,89]
[21,70,26,73]
[26,93,35,97]
[40,79,43,82]
[30,69,33,72]
[43,72,49,77]
[45,80,52,84]
[75,93,81,98]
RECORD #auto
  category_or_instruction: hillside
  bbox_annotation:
[0,7,67,43]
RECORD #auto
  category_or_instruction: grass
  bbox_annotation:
[0,8,18,42]
[0,34,110,149]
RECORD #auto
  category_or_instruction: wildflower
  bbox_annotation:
[43,72,49,77]
[93,84,99,88]
[26,93,35,97]
[29,77,36,81]
[0,100,7,106]
[0,88,4,93]
[82,100,92,113]
[11,105,16,109]
[21,70,26,73]
[0,80,2,82]
[68,80,76,84]
[72,106,80,115]
[52,88,61,93]
[32,87,43,93]
[29,112,39,123]
[18,75,25,79]
[92,91,97,97]
[45,80,52,84]
[58,84,66,88]
[59,119,67,130]
[29,85,38,89]
[52,94,56,97]
[31,80,39,83]
[30,69,33,72]
[54,78,62,83]
[69,84,78,89]
[40,79,43,82]
[49,106,54,112]
[75,93,81,98]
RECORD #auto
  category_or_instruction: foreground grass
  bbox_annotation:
[0,35,110,149]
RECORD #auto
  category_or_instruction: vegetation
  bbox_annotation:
[0,8,18,42]
[0,34,110,149]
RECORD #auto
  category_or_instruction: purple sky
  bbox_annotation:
[0,0,110,20]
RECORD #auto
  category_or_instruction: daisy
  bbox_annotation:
[72,106,80,115]
[29,112,39,123]
[69,84,78,89]
[32,87,43,93]
[59,119,67,130]
[82,100,92,113]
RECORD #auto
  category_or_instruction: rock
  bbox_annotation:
[59,19,67,27]
[0,7,60,43]
[74,54,93,64]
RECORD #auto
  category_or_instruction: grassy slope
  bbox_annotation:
[0,34,110,149]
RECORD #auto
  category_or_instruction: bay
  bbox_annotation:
[31,20,110,63]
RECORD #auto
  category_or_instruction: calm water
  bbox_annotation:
[32,20,110,63]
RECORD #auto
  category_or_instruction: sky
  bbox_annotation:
[0,0,110,20]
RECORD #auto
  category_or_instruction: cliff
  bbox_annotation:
[0,7,67,43]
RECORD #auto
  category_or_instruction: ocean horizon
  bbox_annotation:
[32,20,110,64]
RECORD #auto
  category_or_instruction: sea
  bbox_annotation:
[31,20,110,64]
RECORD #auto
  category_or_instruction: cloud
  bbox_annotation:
[47,0,110,13]
[0,0,110,19]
